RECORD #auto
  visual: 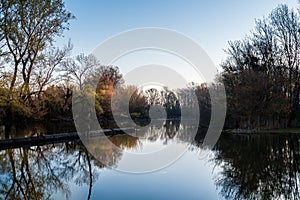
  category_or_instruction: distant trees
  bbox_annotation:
[111,85,149,119]
[222,4,300,129]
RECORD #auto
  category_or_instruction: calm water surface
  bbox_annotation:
[0,121,299,200]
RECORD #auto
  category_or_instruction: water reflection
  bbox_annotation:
[0,142,95,199]
[0,120,190,199]
[135,119,182,142]
[0,132,144,200]
[213,133,300,200]
[1,121,300,200]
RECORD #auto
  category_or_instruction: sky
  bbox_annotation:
[55,0,299,80]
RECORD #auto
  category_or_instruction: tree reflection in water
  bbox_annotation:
[3,121,300,200]
[0,120,186,199]
[212,133,300,200]
[0,143,93,199]
[0,134,139,200]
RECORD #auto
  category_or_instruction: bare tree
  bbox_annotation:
[270,5,300,125]
[32,42,73,99]
[61,54,99,90]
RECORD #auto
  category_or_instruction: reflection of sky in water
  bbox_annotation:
[0,121,223,200]
[66,149,220,200]
[48,121,220,199]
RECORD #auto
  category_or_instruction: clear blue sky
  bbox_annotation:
[56,0,299,68]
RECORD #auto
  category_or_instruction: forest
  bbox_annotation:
[0,1,300,131]
[0,0,208,129]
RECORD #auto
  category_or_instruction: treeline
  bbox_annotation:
[5,0,298,132]
[0,0,212,127]
[221,4,300,129]
[0,0,143,124]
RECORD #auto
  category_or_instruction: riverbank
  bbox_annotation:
[258,128,300,134]
[224,128,300,135]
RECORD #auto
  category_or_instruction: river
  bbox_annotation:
[0,120,299,200]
